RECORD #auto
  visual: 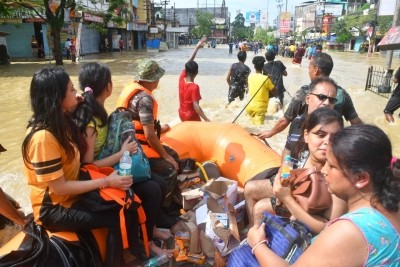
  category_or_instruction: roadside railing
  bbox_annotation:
[365,66,395,99]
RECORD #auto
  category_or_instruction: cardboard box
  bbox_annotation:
[195,198,240,257]
[201,177,238,211]
[205,210,240,256]
[199,229,214,259]
[181,188,203,211]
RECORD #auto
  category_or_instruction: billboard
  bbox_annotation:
[378,0,396,16]
[245,11,260,24]
[279,12,291,33]
[316,4,344,17]
[260,10,268,28]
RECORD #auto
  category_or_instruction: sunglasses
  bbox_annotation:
[309,93,337,104]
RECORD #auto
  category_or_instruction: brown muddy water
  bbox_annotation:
[0,46,399,244]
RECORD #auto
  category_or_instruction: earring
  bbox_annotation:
[356,183,361,188]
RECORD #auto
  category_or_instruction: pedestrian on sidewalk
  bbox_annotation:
[64,38,71,60]
[384,67,400,123]
[31,35,38,58]
[69,41,77,62]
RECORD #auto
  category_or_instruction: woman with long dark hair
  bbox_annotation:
[247,124,400,266]
[22,67,133,266]
[75,62,172,257]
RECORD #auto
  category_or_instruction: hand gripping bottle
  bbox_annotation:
[119,151,132,176]
[142,254,169,267]
[281,155,292,187]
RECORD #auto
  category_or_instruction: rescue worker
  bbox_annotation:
[117,59,180,228]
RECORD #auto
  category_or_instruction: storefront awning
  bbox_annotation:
[377,26,400,51]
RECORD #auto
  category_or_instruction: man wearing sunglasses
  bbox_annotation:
[244,76,339,226]
[282,76,338,161]
[257,53,362,140]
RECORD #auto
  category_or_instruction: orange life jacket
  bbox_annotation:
[80,164,149,257]
[116,81,161,158]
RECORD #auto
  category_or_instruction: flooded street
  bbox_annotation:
[0,46,399,215]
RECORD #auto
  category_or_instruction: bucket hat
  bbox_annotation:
[135,59,165,82]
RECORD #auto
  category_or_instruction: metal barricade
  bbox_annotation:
[365,66,395,99]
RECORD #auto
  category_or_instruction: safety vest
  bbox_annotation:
[116,81,161,158]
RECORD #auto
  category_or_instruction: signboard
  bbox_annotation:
[279,12,291,33]
[84,13,103,23]
[379,0,396,15]
[132,23,148,31]
[316,4,343,17]
[245,11,260,24]
[260,10,268,26]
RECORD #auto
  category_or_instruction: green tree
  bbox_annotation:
[333,18,352,44]
[191,11,213,39]
[231,13,253,40]
[0,0,126,65]
[253,27,275,45]
[332,7,393,45]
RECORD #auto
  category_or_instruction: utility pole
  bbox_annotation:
[386,0,400,69]
[214,0,216,18]
[173,2,176,27]
[277,0,283,31]
[161,0,170,41]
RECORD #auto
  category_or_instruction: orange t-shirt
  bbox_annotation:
[24,130,80,225]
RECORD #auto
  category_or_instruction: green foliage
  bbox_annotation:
[253,27,275,44]
[332,7,393,41]
[0,0,130,64]
[336,31,352,44]
[377,16,394,36]
[231,13,253,40]
[191,11,213,38]
[333,18,352,44]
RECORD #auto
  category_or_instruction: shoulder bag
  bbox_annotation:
[289,167,332,214]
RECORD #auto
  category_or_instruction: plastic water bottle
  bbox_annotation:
[119,151,132,176]
[142,254,169,267]
[281,155,292,187]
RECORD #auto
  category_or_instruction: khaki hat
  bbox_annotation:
[0,144,6,152]
[135,59,165,82]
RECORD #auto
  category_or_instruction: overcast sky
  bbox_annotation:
[173,0,307,24]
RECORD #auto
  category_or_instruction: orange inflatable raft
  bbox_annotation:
[0,122,281,263]
[161,121,281,187]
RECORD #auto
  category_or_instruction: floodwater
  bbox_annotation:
[0,46,399,218]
